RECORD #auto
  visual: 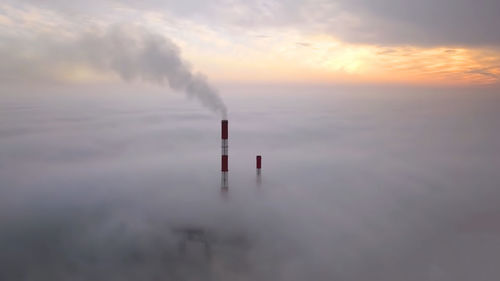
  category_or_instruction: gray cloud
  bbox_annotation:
[466,67,499,79]
[6,0,500,47]
[336,0,500,46]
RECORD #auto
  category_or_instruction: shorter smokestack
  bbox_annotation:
[256,155,262,173]
[256,155,262,186]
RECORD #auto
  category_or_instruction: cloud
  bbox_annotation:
[335,0,500,46]
[466,67,499,79]
[1,86,500,280]
[5,0,500,47]
[1,1,500,87]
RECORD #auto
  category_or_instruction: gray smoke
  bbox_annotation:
[78,25,227,118]
[0,25,227,118]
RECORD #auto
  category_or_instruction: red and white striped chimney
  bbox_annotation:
[221,120,228,191]
[256,155,262,174]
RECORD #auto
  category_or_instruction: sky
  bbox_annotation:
[1,1,500,280]
[1,0,500,86]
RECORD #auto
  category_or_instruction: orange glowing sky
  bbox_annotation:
[0,1,499,86]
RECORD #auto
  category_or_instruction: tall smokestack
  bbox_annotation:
[256,155,262,187]
[221,120,228,191]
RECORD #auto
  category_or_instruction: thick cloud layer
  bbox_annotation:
[6,0,500,46]
[338,0,500,46]
[1,85,499,280]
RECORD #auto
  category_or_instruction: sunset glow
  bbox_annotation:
[1,2,499,86]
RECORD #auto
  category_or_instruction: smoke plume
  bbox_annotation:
[0,25,227,118]
[79,25,227,118]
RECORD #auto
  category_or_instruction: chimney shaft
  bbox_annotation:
[256,155,262,185]
[221,120,228,191]
[221,120,228,140]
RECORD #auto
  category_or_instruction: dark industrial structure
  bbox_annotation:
[221,120,228,191]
